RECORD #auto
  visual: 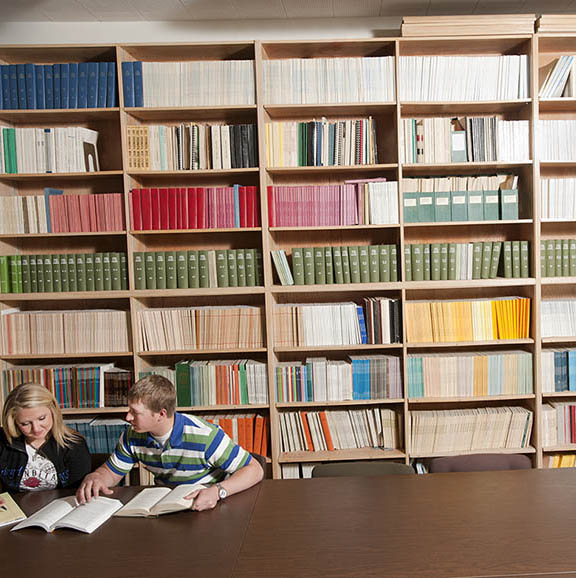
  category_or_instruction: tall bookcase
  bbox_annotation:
[1,34,576,479]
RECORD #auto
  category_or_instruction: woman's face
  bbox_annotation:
[15,406,54,447]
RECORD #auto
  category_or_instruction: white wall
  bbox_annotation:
[0,18,402,45]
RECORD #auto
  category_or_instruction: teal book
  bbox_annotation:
[403,192,419,223]
[434,191,451,222]
[500,189,519,220]
[418,192,435,222]
[450,191,468,221]
[483,190,500,220]
[467,191,484,221]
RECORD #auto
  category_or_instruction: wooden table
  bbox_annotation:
[4,469,576,578]
[233,469,576,578]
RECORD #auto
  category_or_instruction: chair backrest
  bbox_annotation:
[251,453,271,479]
[428,453,532,474]
[312,461,415,478]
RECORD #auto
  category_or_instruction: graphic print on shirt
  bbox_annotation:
[19,445,58,491]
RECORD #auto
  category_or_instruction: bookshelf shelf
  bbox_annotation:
[409,447,536,459]
[405,279,536,290]
[542,337,576,344]
[1,352,133,359]
[127,168,259,177]
[133,287,265,298]
[403,219,533,228]
[0,170,124,181]
[400,99,532,115]
[266,164,398,175]
[269,224,400,232]
[276,399,404,408]
[542,445,576,452]
[264,102,396,118]
[272,282,400,294]
[137,348,267,357]
[402,161,533,176]
[130,228,262,235]
[407,394,535,404]
[61,407,128,415]
[0,290,132,301]
[539,97,576,112]
[274,344,402,353]
[542,277,576,285]
[542,391,576,398]
[0,108,121,123]
[406,339,534,348]
[179,403,269,411]
[278,448,405,463]
[125,105,257,122]
[0,231,127,239]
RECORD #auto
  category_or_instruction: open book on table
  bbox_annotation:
[11,496,122,534]
[0,492,27,528]
[114,483,207,517]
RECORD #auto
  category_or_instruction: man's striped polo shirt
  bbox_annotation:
[106,412,252,485]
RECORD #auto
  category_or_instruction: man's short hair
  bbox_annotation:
[128,375,177,416]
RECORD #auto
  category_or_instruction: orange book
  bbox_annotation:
[219,415,234,440]
[244,414,255,453]
[318,411,335,451]
[261,416,269,457]
[300,412,314,451]
[252,415,264,455]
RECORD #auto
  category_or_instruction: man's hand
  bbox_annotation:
[76,470,114,504]
[185,486,220,511]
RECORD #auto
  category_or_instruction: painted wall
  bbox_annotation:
[0,18,403,45]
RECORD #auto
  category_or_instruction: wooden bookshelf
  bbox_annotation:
[1,33,576,479]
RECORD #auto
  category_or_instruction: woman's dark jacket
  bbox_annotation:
[0,429,91,491]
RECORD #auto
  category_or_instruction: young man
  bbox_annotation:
[76,375,263,509]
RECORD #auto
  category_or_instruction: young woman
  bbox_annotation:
[0,383,91,504]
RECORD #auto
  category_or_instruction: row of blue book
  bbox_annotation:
[0,62,117,110]
[64,418,127,455]
[121,61,143,107]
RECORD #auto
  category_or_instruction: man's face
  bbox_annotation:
[125,400,163,434]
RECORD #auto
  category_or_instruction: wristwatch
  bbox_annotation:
[216,482,227,500]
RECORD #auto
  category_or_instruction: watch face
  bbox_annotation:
[218,486,227,499]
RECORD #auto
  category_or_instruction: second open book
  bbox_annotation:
[114,483,207,517]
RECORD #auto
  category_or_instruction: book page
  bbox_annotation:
[12,496,76,532]
[152,483,207,516]
[54,496,123,534]
[114,487,172,517]
[0,492,27,528]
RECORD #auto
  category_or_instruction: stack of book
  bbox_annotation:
[274,299,401,347]
[401,14,536,37]
[541,349,576,393]
[537,14,576,33]
[540,55,576,98]
[0,126,100,174]
[541,300,576,337]
[2,364,132,408]
[126,123,257,171]
[130,185,260,230]
[541,402,576,446]
[405,297,531,343]
[541,238,576,277]
[204,414,268,456]
[268,181,398,227]
[402,117,530,164]
[1,309,130,355]
[0,62,117,110]
[121,60,255,107]
[275,355,402,402]
[538,120,576,161]
[0,252,128,294]
[280,408,400,452]
[409,407,533,455]
[404,240,529,282]
[541,178,576,221]
[174,359,268,406]
[263,57,395,104]
[544,454,576,468]
[407,351,533,398]
[399,55,529,101]
[138,306,264,351]
[65,418,127,454]
[272,244,398,286]
[133,249,263,290]
[266,118,378,167]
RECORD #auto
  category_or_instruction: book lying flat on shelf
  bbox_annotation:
[114,484,207,517]
[11,496,122,534]
[0,492,27,528]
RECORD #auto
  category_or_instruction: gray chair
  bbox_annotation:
[251,453,271,479]
[428,453,532,473]
[311,460,415,478]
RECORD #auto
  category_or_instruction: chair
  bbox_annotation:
[311,460,415,478]
[251,453,271,479]
[427,453,532,474]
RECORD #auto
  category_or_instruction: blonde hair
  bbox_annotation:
[128,375,176,417]
[2,383,83,448]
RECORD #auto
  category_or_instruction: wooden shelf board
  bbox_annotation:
[540,161,576,169]
[406,339,534,348]
[409,446,536,459]
[539,97,576,112]
[0,231,126,239]
[401,99,531,115]
[274,344,402,353]
[125,105,257,121]
[178,404,269,411]
[0,290,131,301]
[543,445,576,452]
[127,168,258,177]
[402,161,532,175]
[62,407,128,415]
[0,170,123,181]
[138,348,267,356]
[542,336,576,343]
[267,163,397,175]
[264,102,396,118]
[133,287,265,297]
[278,448,405,463]
[272,282,400,293]
[406,278,535,289]
[542,391,576,398]
[1,352,133,359]
[130,227,261,235]
[276,399,404,408]
[270,224,399,231]
[542,277,576,285]
[408,394,535,403]
[0,108,120,122]
[404,219,532,227]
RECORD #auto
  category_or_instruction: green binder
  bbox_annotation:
[418,192,435,222]
[404,245,412,282]
[291,247,305,285]
[227,250,238,288]
[302,247,315,285]
[215,249,229,288]
[176,251,189,289]
[314,247,326,285]
[187,251,199,288]
[358,246,370,283]
[143,252,156,290]
[379,245,390,283]
[165,251,177,289]
[85,253,95,292]
[109,252,121,290]
[324,246,334,284]
[520,240,530,278]
[348,246,361,283]
[236,249,246,287]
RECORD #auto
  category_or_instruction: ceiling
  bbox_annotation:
[2,0,576,22]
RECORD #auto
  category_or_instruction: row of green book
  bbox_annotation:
[0,252,127,294]
[404,241,530,282]
[133,249,263,290]
[540,239,576,277]
[403,189,519,223]
[272,245,399,286]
